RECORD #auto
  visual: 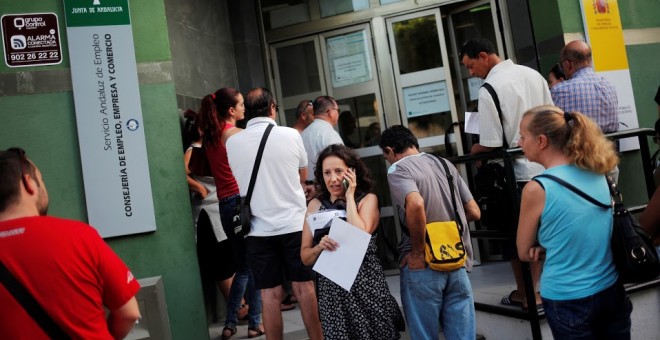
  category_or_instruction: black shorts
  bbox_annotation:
[196,210,236,281]
[246,231,314,289]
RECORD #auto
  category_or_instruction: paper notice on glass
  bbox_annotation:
[465,111,480,134]
[312,217,370,291]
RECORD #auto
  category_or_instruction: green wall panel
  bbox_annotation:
[619,0,660,29]
[0,1,207,339]
[557,0,584,33]
[130,0,172,63]
[0,92,87,219]
[0,88,208,339]
[627,43,660,132]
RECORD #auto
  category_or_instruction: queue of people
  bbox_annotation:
[165,39,644,339]
[3,37,657,340]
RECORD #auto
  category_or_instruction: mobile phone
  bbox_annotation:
[342,178,349,190]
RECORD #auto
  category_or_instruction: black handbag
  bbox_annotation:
[226,124,274,239]
[534,174,660,284]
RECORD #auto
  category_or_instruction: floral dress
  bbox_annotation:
[315,194,405,340]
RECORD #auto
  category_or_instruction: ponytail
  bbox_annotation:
[565,111,618,174]
[524,105,618,174]
[197,93,225,147]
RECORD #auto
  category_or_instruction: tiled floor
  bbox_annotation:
[208,261,523,339]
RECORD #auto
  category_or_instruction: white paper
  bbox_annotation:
[306,210,346,233]
[312,217,371,291]
[465,111,480,134]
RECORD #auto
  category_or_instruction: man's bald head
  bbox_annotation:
[560,40,592,78]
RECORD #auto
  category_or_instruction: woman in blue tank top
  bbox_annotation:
[517,105,631,339]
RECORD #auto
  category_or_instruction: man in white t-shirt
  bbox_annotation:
[226,87,322,340]
[461,38,552,311]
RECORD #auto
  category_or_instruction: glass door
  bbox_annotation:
[385,9,462,155]
[270,36,326,127]
[446,0,505,130]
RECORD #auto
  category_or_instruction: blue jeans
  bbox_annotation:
[400,265,475,340]
[219,195,262,329]
[543,283,632,339]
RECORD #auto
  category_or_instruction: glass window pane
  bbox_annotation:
[261,0,310,30]
[283,107,297,128]
[408,111,452,139]
[335,94,381,149]
[319,0,370,18]
[392,15,443,74]
[451,5,497,113]
[276,42,321,97]
[326,31,373,88]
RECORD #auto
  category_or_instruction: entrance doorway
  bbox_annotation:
[268,0,505,268]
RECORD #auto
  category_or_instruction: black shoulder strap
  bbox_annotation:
[481,82,509,149]
[432,155,464,232]
[533,174,610,209]
[0,261,70,339]
[244,124,274,204]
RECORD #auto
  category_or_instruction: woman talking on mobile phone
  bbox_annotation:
[300,144,404,340]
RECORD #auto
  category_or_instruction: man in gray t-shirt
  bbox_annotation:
[380,125,480,340]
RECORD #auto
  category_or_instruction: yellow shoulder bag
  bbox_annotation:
[424,157,466,271]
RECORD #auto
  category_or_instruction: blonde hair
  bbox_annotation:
[523,105,618,174]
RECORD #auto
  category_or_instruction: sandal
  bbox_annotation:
[500,290,524,307]
[248,327,265,338]
[221,326,237,340]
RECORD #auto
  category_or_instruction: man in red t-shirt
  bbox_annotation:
[0,147,141,339]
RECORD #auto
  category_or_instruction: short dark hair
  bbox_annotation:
[379,125,419,154]
[245,87,275,121]
[312,96,336,116]
[549,63,565,80]
[181,109,200,151]
[295,100,312,119]
[0,148,36,212]
[459,38,497,60]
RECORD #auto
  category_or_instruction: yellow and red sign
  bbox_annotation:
[582,0,628,71]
